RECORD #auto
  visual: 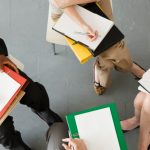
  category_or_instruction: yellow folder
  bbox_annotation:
[65,37,93,64]
[64,3,103,64]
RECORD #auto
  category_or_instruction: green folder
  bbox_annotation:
[66,103,127,150]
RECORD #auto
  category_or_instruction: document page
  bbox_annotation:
[0,72,21,111]
[75,108,120,150]
[53,5,114,51]
[138,69,150,93]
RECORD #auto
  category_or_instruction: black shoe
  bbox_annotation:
[9,131,31,150]
[148,145,150,150]
[32,108,63,126]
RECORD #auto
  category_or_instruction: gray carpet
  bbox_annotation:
[0,0,150,149]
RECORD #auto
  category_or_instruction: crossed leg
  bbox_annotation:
[121,92,150,150]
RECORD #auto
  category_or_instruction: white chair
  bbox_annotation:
[46,0,113,55]
[46,3,67,55]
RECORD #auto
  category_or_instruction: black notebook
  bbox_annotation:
[53,3,124,57]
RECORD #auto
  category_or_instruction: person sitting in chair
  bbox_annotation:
[0,38,62,150]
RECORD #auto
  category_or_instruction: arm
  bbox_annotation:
[53,0,98,9]
[0,38,18,73]
[63,6,98,41]
[62,138,87,150]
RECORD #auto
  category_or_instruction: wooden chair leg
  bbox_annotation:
[52,43,56,55]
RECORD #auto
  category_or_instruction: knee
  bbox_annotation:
[142,95,150,116]
[134,92,144,110]
[20,82,50,111]
[0,117,14,138]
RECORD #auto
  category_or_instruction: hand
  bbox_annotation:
[82,24,98,41]
[0,54,19,73]
[62,138,87,150]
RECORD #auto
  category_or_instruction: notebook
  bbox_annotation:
[0,66,27,118]
[66,103,127,150]
[53,3,124,57]
[138,69,150,93]
[53,5,114,51]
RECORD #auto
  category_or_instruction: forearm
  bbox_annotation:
[63,6,88,28]
[57,0,97,9]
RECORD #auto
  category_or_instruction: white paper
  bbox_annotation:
[53,5,114,51]
[75,108,120,150]
[0,72,21,111]
[138,69,150,93]
[138,86,149,94]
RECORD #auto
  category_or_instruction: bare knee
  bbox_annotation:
[134,92,145,110]
[142,94,150,116]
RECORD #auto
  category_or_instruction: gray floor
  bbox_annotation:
[0,0,150,149]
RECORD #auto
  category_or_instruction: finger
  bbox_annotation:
[62,138,71,142]
[4,61,19,73]
[62,143,71,150]
[89,31,98,41]
[62,138,77,148]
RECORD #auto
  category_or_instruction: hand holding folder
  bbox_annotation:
[66,103,127,150]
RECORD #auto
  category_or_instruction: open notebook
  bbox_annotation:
[66,103,127,150]
[53,5,114,51]
[138,69,150,93]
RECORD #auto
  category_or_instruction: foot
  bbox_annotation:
[131,62,146,80]
[94,82,106,95]
[32,108,63,126]
[93,63,106,95]
[121,117,140,132]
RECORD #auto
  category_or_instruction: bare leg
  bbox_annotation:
[131,63,145,79]
[138,94,150,150]
[121,92,146,131]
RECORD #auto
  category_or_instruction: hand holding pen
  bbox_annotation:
[80,24,98,42]
[62,138,87,150]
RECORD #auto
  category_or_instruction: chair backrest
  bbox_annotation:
[46,3,67,45]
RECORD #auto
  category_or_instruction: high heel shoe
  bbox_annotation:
[93,63,106,95]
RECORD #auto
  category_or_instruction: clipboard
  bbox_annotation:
[66,103,127,150]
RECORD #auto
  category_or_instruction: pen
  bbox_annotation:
[74,31,89,35]
[74,31,100,37]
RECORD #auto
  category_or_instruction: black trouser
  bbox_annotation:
[0,70,50,147]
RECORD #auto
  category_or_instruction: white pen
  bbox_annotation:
[74,31,100,37]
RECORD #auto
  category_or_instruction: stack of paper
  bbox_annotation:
[0,66,27,118]
[75,108,120,150]
[0,72,21,112]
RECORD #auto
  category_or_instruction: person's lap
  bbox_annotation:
[46,122,68,150]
